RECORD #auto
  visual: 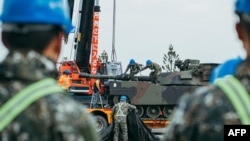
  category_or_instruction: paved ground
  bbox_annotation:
[151,128,165,140]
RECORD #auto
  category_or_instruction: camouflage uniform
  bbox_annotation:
[140,62,162,83]
[0,50,100,141]
[112,101,136,141]
[124,63,141,81]
[161,58,250,141]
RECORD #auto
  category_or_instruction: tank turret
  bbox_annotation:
[159,59,219,85]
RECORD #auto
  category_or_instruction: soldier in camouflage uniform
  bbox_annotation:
[161,0,250,141]
[0,0,100,140]
[112,96,136,141]
[123,59,142,81]
[140,59,162,83]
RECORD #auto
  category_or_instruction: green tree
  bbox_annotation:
[99,50,109,63]
[162,44,180,72]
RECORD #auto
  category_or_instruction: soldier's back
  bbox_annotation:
[0,52,100,141]
[0,83,99,140]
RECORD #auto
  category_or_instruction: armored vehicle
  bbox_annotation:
[78,59,219,130]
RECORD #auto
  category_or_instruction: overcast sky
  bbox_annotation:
[0,0,246,74]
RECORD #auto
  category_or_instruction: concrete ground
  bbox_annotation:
[151,128,166,140]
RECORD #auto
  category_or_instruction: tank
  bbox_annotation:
[79,59,219,120]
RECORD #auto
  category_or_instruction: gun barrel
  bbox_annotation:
[79,73,151,81]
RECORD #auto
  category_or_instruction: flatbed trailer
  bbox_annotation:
[87,107,169,132]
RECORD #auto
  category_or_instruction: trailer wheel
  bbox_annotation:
[94,115,108,133]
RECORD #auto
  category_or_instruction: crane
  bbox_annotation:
[111,0,117,62]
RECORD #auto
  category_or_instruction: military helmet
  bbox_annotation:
[64,69,70,74]
[0,0,73,34]
[235,0,250,13]
[120,95,127,101]
[129,59,135,65]
[146,60,152,65]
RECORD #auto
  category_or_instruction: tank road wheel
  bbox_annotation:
[163,106,173,119]
[94,115,108,133]
[146,106,161,119]
[136,106,144,117]
[113,96,119,104]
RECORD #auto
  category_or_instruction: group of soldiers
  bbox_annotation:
[123,59,162,83]
[1,0,250,141]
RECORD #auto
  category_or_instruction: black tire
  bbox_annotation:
[136,106,144,117]
[94,115,108,133]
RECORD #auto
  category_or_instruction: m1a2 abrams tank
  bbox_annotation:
[80,59,219,127]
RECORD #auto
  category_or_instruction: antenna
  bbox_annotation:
[111,0,117,62]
